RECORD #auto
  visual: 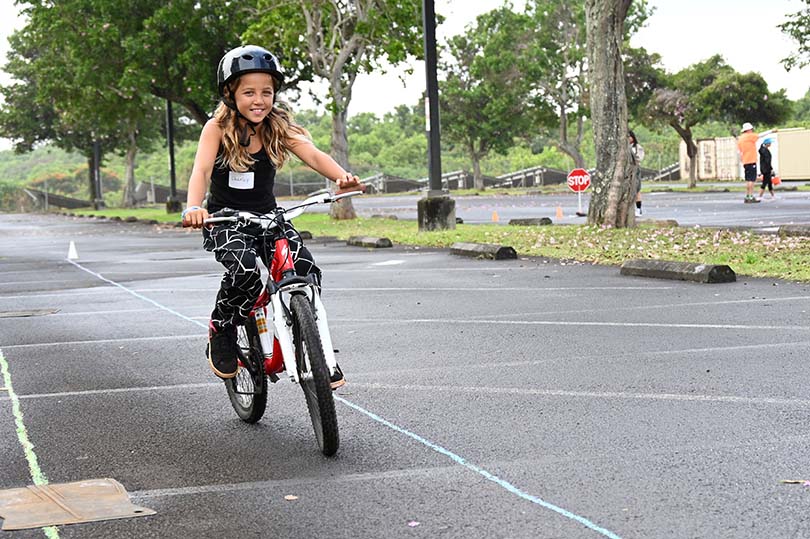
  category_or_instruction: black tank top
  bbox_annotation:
[208,146,277,214]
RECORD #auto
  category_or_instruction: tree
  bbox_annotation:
[245,0,423,219]
[2,0,237,206]
[645,56,791,187]
[623,46,665,123]
[780,0,810,71]
[122,0,254,125]
[3,1,168,207]
[439,7,549,189]
[584,0,635,228]
[0,20,130,204]
[525,0,653,170]
[793,89,810,122]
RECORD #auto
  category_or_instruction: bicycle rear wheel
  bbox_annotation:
[291,293,339,456]
[225,317,268,423]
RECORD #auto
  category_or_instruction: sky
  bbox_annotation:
[1,0,809,149]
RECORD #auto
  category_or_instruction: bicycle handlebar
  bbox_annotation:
[202,190,364,228]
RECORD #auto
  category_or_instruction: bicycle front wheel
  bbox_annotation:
[225,317,268,423]
[291,293,339,456]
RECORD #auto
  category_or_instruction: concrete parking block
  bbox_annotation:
[347,236,393,248]
[778,224,810,237]
[508,218,552,226]
[620,259,736,283]
[450,242,517,260]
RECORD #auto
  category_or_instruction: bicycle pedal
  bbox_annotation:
[268,373,280,383]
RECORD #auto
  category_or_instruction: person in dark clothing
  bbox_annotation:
[758,138,776,200]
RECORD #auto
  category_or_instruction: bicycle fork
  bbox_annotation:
[251,286,338,384]
[267,288,338,384]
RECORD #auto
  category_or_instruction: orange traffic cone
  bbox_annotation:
[555,205,563,220]
[491,210,499,222]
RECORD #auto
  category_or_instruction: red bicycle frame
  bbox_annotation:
[250,234,298,376]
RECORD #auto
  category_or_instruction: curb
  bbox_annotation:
[620,259,736,283]
[347,236,393,248]
[509,217,552,226]
[450,242,517,260]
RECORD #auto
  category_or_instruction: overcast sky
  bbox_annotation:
[1,0,808,149]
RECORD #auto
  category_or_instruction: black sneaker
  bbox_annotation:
[208,325,238,379]
[330,363,346,390]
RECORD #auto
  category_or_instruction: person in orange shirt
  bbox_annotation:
[737,122,759,203]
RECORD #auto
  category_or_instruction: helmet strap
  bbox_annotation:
[238,122,256,147]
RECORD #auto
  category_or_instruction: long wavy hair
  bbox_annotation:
[213,81,309,172]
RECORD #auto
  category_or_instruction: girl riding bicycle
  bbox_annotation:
[182,45,360,387]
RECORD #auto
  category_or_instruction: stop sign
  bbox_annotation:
[567,168,591,192]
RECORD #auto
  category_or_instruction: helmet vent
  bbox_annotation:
[242,54,254,60]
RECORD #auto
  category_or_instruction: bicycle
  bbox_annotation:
[203,190,362,456]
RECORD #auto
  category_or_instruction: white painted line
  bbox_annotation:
[349,382,810,408]
[469,295,810,320]
[370,260,405,266]
[0,289,116,300]
[348,340,810,378]
[336,396,623,539]
[338,317,810,331]
[1,382,219,402]
[2,334,204,350]
[326,286,672,292]
[0,286,670,296]
[67,260,207,329]
[0,280,89,286]
[131,466,465,499]
[47,308,157,317]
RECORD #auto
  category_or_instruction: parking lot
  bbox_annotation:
[2,212,810,538]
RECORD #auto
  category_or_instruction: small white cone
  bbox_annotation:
[67,241,79,260]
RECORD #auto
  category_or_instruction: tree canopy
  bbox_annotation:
[780,0,810,71]
[244,0,423,218]
[439,7,550,189]
[646,55,792,186]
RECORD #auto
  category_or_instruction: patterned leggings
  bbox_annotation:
[202,221,321,331]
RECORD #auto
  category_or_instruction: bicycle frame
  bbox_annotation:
[251,231,338,385]
[205,191,357,385]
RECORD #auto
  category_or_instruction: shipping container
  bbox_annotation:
[679,128,810,181]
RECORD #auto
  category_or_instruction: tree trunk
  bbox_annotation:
[87,155,97,202]
[558,140,587,170]
[120,129,138,208]
[557,95,587,170]
[471,148,483,190]
[584,0,635,227]
[671,123,698,188]
[328,83,357,220]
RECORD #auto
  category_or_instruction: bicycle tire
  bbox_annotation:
[291,293,339,456]
[225,317,268,423]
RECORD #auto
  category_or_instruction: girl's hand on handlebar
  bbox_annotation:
[182,206,210,229]
[335,173,365,194]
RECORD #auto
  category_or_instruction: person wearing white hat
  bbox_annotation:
[737,122,759,203]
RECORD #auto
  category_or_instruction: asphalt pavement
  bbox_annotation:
[1,212,810,538]
[325,186,810,228]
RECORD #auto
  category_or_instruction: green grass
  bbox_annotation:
[68,203,810,282]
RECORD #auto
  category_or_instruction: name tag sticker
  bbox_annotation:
[228,171,254,190]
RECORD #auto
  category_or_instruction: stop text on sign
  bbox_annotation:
[567,168,591,192]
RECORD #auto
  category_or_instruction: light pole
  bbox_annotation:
[93,138,105,210]
[165,99,182,213]
[417,0,455,231]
